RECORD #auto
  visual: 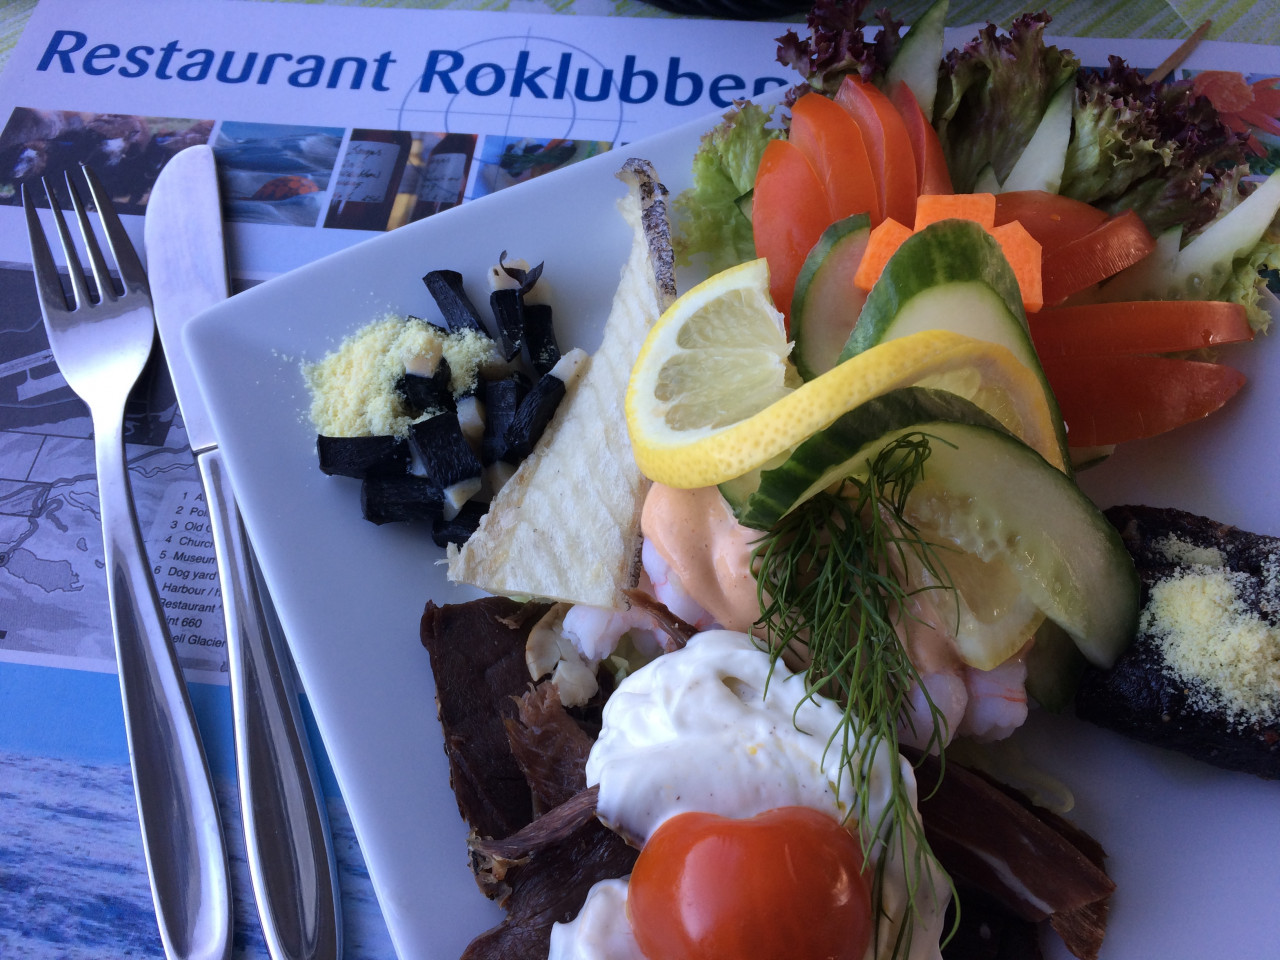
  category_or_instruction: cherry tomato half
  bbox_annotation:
[627,806,872,960]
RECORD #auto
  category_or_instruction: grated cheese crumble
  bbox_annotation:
[1140,538,1280,725]
[303,314,495,437]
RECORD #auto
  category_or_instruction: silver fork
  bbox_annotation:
[24,168,233,960]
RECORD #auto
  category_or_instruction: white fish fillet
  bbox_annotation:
[446,159,677,607]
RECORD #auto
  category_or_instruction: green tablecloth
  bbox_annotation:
[1,0,1278,79]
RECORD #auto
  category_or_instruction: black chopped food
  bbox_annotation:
[1076,505,1280,779]
[310,258,569,547]
[432,499,488,549]
[316,434,409,479]
[424,269,490,336]
[522,302,560,377]
[504,354,584,463]
[481,373,531,466]
[361,474,443,525]
[490,287,525,361]
[396,360,454,415]
[408,412,483,506]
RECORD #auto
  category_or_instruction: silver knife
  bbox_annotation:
[145,144,343,960]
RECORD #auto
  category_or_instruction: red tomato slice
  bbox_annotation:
[834,75,918,226]
[1040,354,1247,446]
[628,806,872,960]
[993,190,1109,254]
[1040,209,1157,305]
[888,81,953,196]
[753,138,834,318]
[789,92,879,223]
[1030,300,1254,358]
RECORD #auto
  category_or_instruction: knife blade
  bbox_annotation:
[145,144,343,960]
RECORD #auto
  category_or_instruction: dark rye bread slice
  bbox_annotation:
[1075,505,1280,779]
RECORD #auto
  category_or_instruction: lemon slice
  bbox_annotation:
[626,260,1062,489]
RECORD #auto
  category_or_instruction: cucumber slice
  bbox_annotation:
[726,385,1005,526]
[1097,225,1183,301]
[839,219,1070,472]
[1000,78,1074,194]
[885,0,948,118]
[1172,169,1280,300]
[1025,618,1086,711]
[973,164,1002,194]
[736,387,1138,669]
[790,214,872,380]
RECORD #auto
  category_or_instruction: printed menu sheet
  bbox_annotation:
[0,0,790,678]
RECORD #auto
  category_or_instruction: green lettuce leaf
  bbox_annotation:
[1061,58,1250,237]
[933,13,1079,193]
[1220,221,1280,332]
[672,101,782,272]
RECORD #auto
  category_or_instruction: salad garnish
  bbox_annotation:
[753,431,958,956]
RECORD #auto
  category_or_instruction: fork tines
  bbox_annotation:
[23,166,150,314]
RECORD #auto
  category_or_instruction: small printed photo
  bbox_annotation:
[0,107,213,213]
[470,136,610,201]
[213,121,343,227]
[324,129,413,232]
[326,130,477,232]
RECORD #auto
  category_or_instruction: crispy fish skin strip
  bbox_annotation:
[446,159,676,608]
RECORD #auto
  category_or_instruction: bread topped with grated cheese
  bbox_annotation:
[445,159,677,608]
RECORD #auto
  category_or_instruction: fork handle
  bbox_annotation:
[199,451,343,960]
[96,411,233,960]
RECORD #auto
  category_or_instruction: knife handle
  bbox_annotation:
[199,451,343,960]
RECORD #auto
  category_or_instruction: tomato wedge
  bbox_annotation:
[1041,354,1247,446]
[888,81,953,197]
[1040,209,1157,305]
[1030,300,1254,358]
[789,92,878,223]
[752,138,833,318]
[993,190,1109,254]
[834,75,918,226]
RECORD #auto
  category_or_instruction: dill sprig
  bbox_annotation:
[752,432,959,958]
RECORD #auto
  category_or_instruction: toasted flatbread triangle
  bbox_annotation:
[445,159,676,607]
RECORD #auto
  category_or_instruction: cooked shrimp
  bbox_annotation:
[642,538,718,631]
[561,601,663,663]
[899,670,968,752]
[957,650,1030,742]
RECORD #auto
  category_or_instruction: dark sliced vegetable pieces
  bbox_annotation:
[409,412,483,490]
[433,499,488,548]
[316,434,409,479]
[319,258,567,545]
[396,357,454,415]
[523,303,560,376]
[481,373,532,466]
[490,287,525,361]
[503,354,582,462]
[424,269,491,335]
[361,474,443,525]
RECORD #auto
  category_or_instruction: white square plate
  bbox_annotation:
[186,96,1280,960]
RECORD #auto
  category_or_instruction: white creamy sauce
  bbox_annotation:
[549,630,950,960]
[547,879,645,960]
